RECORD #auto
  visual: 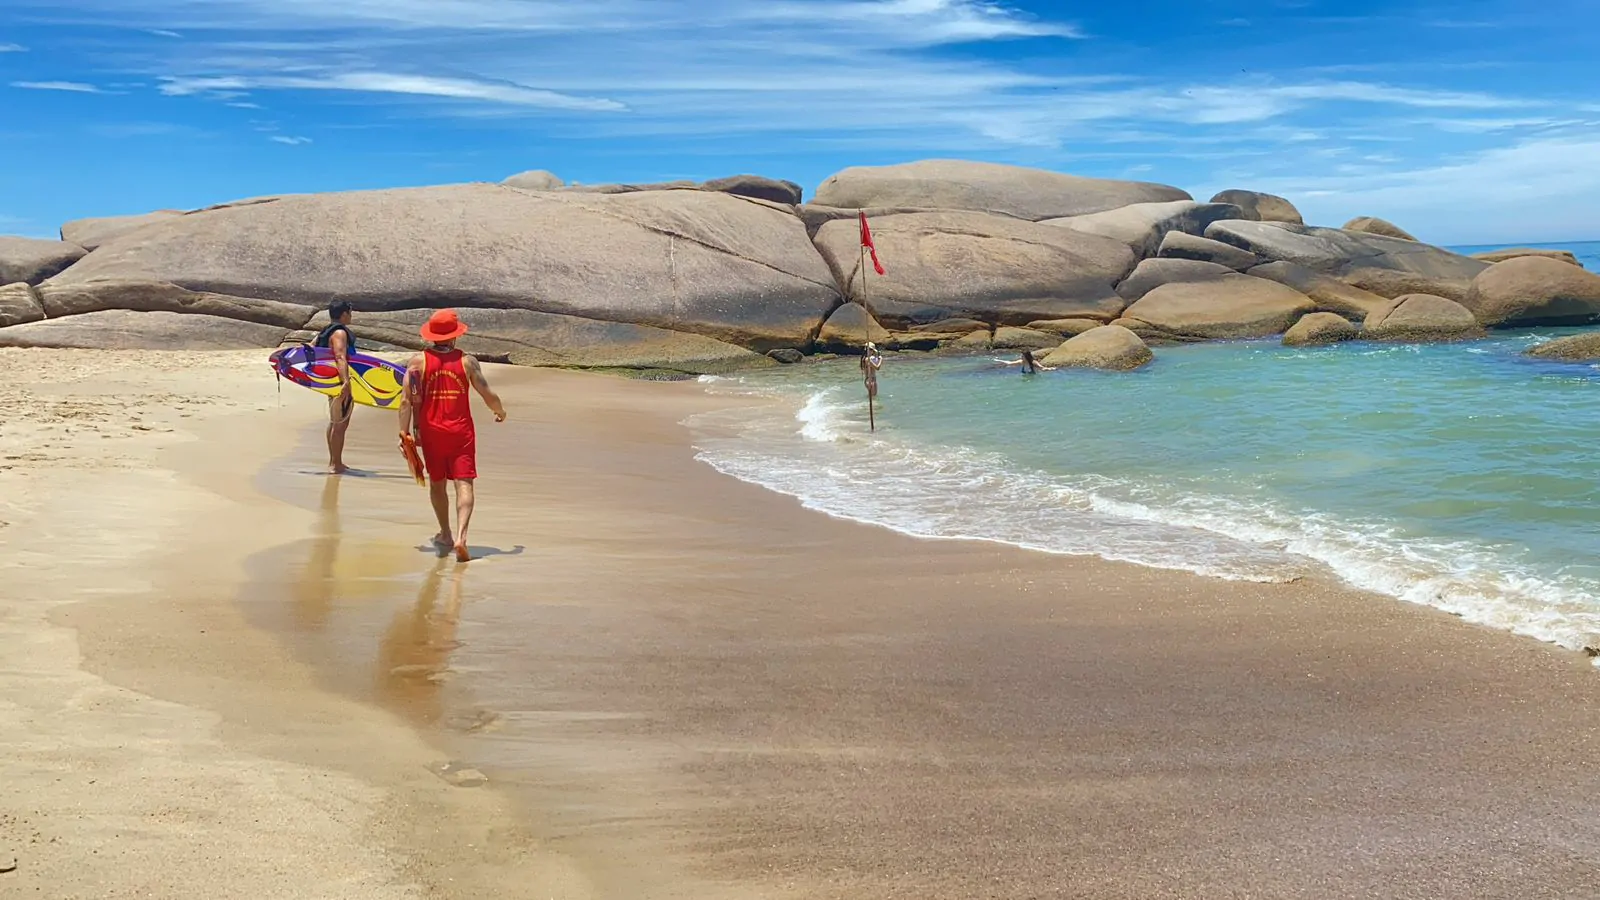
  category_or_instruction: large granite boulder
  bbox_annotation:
[561,180,700,194]
[1461,256,1600,326]
[1282,311,1358,347]
[60,210,185,251]
[1040,324,1153,370]
[1526,332,1600,362]
[0,236,86,285]
[0,282,45,328]
[0,309,288,349]
[1121,274,1315,339]
[1025,317,1102,338]
[701,175,804,205]
[1208,190,1303,224]
[1204,220,1488,302]
[37,280,317,329]
[299,307,768,374]
[1364,294,1484,342]
[1157,231,1258,271]
[501,169,564,190]
[816,302,889,351]
[1245,261,1392,321]
[1115,258,1233,303]
[991,326,1061,351]
[1471,247,1582,267]
[41,184,840,353]
[1044,201,1241,257]
[811,209,1136,328]
[1343,216,1417,242]
[815,160,1191,222]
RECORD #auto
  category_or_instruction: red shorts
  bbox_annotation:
[418,431,477,483]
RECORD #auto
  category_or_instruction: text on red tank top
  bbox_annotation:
[421,349,474,435]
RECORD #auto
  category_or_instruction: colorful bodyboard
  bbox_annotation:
[269,345,408,410]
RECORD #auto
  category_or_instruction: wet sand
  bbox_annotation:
[249,365,1600,899]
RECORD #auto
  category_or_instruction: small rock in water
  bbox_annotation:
[429,760,489,788]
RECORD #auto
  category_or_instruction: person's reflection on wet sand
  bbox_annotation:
[376,561,465,726]
[290,473,343,630]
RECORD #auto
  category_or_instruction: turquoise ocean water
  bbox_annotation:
[690,241,1600,656]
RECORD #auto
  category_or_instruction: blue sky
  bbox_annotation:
[3,0,1598,245]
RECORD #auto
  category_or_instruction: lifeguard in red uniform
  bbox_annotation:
[397,309,507,562]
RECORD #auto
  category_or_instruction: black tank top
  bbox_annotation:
[314,322,356,353]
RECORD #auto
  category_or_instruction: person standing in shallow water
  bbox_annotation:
[316,300,357,474]
[995,349,1056,374]
[397,309,507,563]
[860,341,884,400]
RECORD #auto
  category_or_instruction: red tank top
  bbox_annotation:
[419,349,473,438]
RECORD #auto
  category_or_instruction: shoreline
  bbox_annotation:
[6,352,1600,897]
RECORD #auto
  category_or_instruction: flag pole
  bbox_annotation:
[859,210,874,432]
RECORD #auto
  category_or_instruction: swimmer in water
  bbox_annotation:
[994,349,1055,374]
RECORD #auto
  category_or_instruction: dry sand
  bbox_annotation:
[4,351,1600,899]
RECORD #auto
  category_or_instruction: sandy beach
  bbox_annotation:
[5,350,1600,899]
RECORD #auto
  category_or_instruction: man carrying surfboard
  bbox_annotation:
[316,301,357,474]
[397,309,507,563]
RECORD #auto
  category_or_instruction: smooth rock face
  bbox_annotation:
[0,282,45,328]
[0,309,288,349]
[39,280,317,329]
[1471,247,1582,267]
[1462,256,1600,326]
[768,348,805,364]
[1115,258,1233,303]
[60,210,185,251]
[1343,216,1417,242]
[811,209,1136,328]
[1282,311,1358,347]
[301,307,770,373]
[701,175,804,205]
[1364,294,1485,342]
[913,317,988,333]
[43,184,841,353]
[1045,201,1242,258]
[1041,324,1153,370]
[815,159,1191,222]
[0,236,87,285]
[562,180,700,194]
[1024,317,1103,338]
[1208,190,1303,224]
[501,169,564,190]
[1157,231,1258,271]
[1122,274,1315,339]
[991,326,1061,351]
[816,302,890,351]
[1204,220,1488,302]
[1246,261,1392,321]
[1526,332,1600,362]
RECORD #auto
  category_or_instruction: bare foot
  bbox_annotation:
[453,542,471,563]
[431,533,453,556]
[329,463,348,475]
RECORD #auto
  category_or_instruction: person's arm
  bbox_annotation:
[463,355,507,422]
[330,328,352,398]
[995,358,1022,366]
[1036,363,1056,372]
[397,355,422,437]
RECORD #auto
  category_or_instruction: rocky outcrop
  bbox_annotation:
[1157,231,1258,271]
[562,180,700,194]
[1343,216,1417,242]
[1044,201,1241,257]
[1282,311,1358,347]
[0,309,289,349]
[1526,332,1600,362]
[0,236,86,285]
[42,184,840,353]
[501,170,564,190]
[1471,247,1582,267]
[1122,274,1315,339]
[1363,294,1484,342]
[811,209,1135,328]
[37,280,317,329]
[913,317,987,334]
[1208,190,1303,225]
[1461,256,1600,326]
[701,175,804,205]
[991,326,1061,351]
[815,160,1191,222]
[1115,259,1233,303]
[0,282,45,328]
[60,210,185,251]
[1245,261,1392,321]
[1204,220,1488,302]
[1025,317,1102,338]
[297,307,769,373]
[816,302,889,351]
[1040,325,1153,370]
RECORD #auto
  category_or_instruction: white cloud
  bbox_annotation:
[269,135,312,145]
[148,28,183,38]
[160,72,625,111]
[10,80,105,93]
[0,43,26,52]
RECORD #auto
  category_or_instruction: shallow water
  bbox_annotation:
[692,242,1600,656]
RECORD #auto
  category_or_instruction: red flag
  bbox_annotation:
[859,210,886,275]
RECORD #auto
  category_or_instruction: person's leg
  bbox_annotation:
[326,396,351,474]
[428,479,452,549]
[452,479,476,562]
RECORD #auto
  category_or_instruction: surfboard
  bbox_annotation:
[269,344,408,410]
